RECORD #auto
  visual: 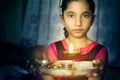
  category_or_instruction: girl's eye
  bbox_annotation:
[67,14,74,18]
[83,13,91,18]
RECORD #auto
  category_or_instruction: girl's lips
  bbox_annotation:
[72,29,83,32]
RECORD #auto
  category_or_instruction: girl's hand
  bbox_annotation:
[87,59,104,77]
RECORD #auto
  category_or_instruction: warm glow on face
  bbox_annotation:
[69,43,73,53]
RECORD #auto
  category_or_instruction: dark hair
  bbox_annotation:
[59,0,95,38]
[60,0,95,14]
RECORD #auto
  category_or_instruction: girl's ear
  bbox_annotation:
[59,14,65,26]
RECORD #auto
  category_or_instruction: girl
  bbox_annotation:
[43,0,108,80]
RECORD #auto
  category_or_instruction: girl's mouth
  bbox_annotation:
[72,29,83,33]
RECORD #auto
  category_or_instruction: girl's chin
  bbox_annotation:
[72,34,85,38]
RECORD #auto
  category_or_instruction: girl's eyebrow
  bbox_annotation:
[82,10,92,14]
[65,11,74,15]
[65,10,92,15]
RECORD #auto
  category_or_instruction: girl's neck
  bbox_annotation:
[65,36,93,48]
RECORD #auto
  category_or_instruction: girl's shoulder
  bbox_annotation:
[88,41,106,48]
[47,39,64,49]
[93,41,107,49]
[48,39,64,46]
[91,41,108,55]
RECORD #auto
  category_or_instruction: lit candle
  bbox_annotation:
[64,43,80,54]
[69,43,73,53]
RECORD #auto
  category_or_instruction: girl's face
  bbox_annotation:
[60,0,94,38]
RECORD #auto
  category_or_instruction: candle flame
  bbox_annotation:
[69,43,73,53]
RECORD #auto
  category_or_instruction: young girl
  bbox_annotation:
[43,0,108,80]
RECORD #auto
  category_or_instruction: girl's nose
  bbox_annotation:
[75,17,82,27]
